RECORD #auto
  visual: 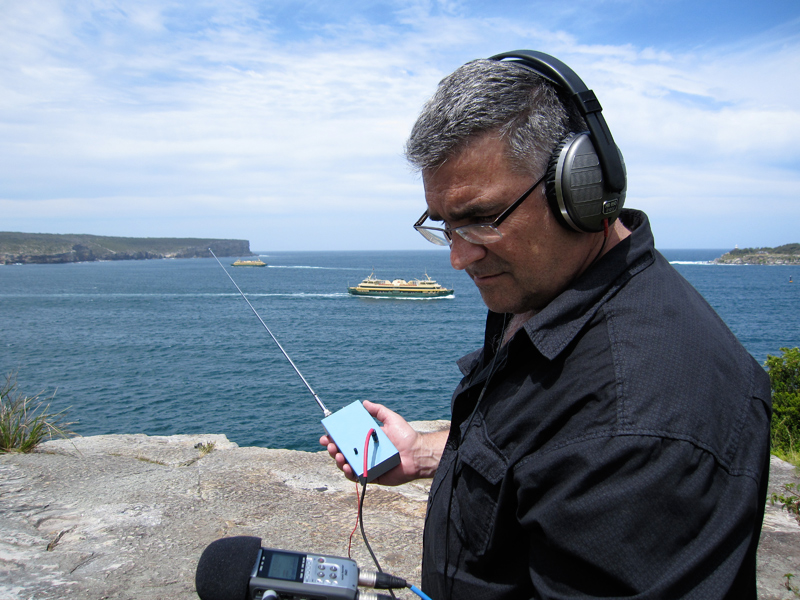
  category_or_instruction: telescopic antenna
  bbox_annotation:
[208,249,332,417]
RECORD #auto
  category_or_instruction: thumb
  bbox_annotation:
[362,400,398,425]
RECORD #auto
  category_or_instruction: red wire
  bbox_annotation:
[347,482,360,557]
[348,428,376,557]
[363,427,375,478]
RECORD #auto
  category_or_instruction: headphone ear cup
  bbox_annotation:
[544,132,624,233]
[544,135,575,231]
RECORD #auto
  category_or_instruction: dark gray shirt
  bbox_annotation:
[421,209,772,600]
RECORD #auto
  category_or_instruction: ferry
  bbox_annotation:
[231,259,267,267]
[348,272,453,298]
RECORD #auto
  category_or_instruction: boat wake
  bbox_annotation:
[267,265,364,271]
[245,292,350,298]
[351,294,455,301]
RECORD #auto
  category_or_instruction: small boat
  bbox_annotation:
[231,259,267,267]
[348,272,453,298]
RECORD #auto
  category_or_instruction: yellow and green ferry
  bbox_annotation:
[348,272,453,298]
[231,259,267,267]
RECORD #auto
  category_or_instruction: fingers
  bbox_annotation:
[335,451,356,480]
[319,434,357,482]
[321,401,413,485]
[320,435,337,458]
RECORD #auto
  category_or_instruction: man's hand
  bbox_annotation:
[319,400,448,486]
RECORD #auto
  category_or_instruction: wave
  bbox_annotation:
[246,292,350,298]
[267,265,364,271]
[350,294,455,301]
[0,292,352,299]
[669,261,749,266]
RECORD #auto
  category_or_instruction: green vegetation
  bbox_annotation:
[770,483,800,524]
[766,347,800,466]
[0,232,245,255]
[785,573,800,597]
[0,232,251,264]
[195,441,216,456]
[762,348,800,597]
[715,243,800,265]
[0,372,76,453]
[728,243,800,256]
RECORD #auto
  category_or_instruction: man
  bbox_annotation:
[322,52,771,599]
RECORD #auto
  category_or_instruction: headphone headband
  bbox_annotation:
[487,50,626,232]
[489,50,625,194]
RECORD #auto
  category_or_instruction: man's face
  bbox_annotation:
[422,134,598,315]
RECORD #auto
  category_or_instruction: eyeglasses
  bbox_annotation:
[413,172,546,246]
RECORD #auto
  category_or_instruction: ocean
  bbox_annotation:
[1,249,798,452]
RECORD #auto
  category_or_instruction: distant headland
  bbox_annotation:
[713,244,800,265]
[0,232,253,265]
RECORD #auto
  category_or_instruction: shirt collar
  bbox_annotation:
[521,209,655,360]
[457,209,655,375]
[457,209,656,373]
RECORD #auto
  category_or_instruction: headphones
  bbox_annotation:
[490,50,626,233]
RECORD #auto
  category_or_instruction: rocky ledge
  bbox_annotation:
[1,429,798,600]
[714,244,800,266]
[714,254,800,266]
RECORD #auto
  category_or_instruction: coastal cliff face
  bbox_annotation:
[715,253,800,265]
[714,244,800,265]
[0,431,798,600]
[0,233,252,265]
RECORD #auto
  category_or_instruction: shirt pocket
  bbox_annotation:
[450,428,508,559]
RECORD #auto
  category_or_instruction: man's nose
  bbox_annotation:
[449,233,487,270]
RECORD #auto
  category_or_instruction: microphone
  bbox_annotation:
[196,536,262,600]
[195,537,400,600]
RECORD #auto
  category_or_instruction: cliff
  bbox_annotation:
[0,430,798,600]
[0,232,253,265]
[715,244,800,265]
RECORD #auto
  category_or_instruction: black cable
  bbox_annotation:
[358,431,397,599]
[358,478,381,572]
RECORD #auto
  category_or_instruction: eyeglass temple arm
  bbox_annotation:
[414,210,430,228]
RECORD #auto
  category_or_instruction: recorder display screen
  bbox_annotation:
[258,550,303,582]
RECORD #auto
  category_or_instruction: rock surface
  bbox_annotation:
[1,429,798,600]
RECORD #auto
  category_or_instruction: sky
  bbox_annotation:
[1,0,799,251]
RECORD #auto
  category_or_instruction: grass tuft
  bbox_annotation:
[785,573,800,597]
[0,372,77,453]
[195,441,215,456]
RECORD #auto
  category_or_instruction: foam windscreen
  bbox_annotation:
[196,536,262,600]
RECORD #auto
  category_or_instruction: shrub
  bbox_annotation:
[0,372,76,453]
[770,482,800,524]
[765,347,800,464]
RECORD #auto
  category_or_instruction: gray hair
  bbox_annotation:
[404,59,586,176]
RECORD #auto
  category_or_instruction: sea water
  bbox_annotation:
[1,249,798,451]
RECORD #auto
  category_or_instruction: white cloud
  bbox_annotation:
[0,1,798,249]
